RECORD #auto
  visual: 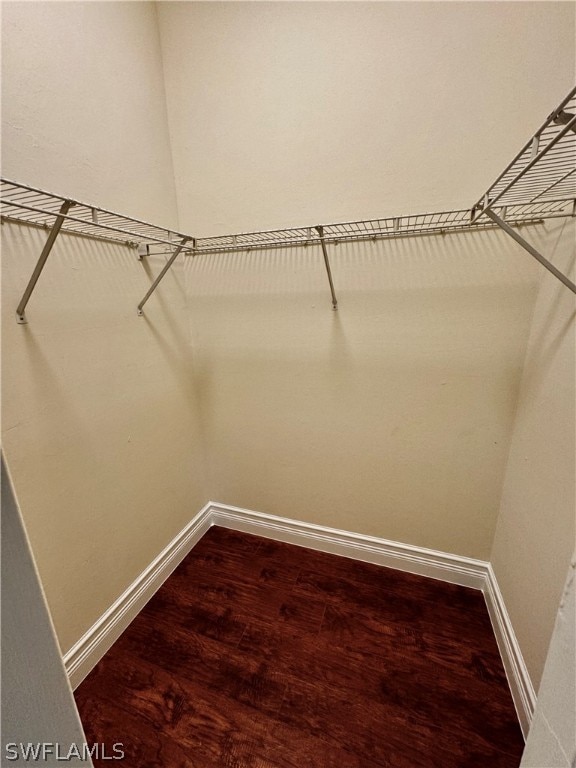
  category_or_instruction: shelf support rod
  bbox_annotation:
[16,199,74,324]
[315,226,338,310]
[137,236,192,315]
[485,209,576,295]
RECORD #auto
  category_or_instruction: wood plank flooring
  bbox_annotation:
[74,526,524,767]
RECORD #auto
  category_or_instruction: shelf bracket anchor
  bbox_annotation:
[485,210,576,295]
[315,226,338,310]
[137,236,192,315]
[552,110,576,134]
[16,199,74,324]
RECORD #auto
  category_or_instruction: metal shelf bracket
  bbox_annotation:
[485,209,576,295]
[470,86,576,296]
[16,199,74,324]
[137,236,193,316]
[552,110,576,134]
[315,226,338,310]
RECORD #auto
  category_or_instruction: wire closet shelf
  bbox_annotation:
[1,180,572,256]
[0,179,192,250]
[1,86,575,321]
[473,86,576,219]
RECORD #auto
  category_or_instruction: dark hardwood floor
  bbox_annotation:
[74,526,524,767]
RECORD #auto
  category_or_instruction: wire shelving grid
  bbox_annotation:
[473,86,576,218]
[1,181,572,255]
[1,86,575,318]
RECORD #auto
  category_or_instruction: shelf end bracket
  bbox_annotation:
[485,209,576,295]
[315,226,338,310]
[15,199,74,324]
[137,236,193,316]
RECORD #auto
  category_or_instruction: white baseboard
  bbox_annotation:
[483,563,536,737]
[64,499,534,738]
[64,503,212,689]
[209,502,488,590]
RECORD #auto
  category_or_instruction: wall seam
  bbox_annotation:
[153,0,181,233]
[488,227,548,566]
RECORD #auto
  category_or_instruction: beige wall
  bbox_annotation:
[1,1,205,654]
[1,1,178,228]
[186,226,541,559]
[157,1,575,235]
[491,219,576,691]
[1,222,207,654]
